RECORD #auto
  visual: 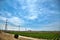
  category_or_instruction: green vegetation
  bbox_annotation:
[7,31,60,39]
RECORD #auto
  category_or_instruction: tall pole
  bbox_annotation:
[5,19,7,31]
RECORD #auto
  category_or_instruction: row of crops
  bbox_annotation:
[6,31,60,40]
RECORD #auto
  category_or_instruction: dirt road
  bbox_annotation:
[0,31,46,40]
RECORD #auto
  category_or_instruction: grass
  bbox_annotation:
[6,31,60,39]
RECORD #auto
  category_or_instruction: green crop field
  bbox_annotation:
[6,31,60,40]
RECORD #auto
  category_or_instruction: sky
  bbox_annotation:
[0,0,60,31]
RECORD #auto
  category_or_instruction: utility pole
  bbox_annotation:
[5,19,8,31]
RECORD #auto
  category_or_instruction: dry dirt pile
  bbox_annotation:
[0,31,17,40]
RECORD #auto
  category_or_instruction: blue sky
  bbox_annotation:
[0,0,60,31]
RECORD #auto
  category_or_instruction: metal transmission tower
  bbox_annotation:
[5,19,8,31]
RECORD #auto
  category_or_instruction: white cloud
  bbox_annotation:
[17,0,56,20]
[0,16,25,26]
[38,22,60,31]
[21,6,27,10]
[0,11,12,17]
[6,0,18,9]
[8,17,25,26]
[24,14,38,20]
[26,0,37,4]
[0,16,6,21]
[23,0,57,20]
[21,0,39,20]
[28,15,38,20]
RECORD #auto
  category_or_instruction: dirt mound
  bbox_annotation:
[0,31,17,40]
